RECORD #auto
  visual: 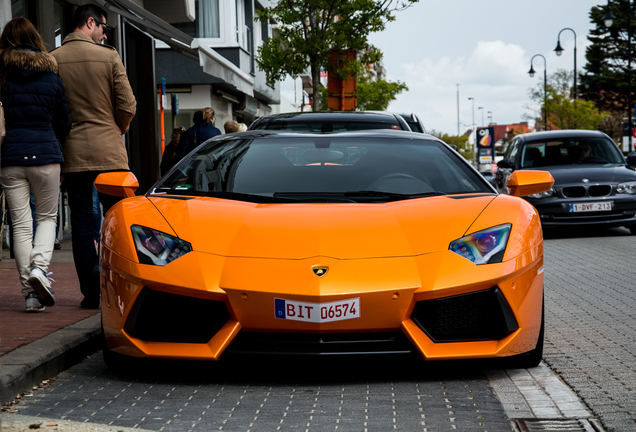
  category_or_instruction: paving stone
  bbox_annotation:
[542,227,636,432]
[4,354,514,431]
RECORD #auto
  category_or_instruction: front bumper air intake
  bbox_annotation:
[411,287,519,342]
[124,288,230,343]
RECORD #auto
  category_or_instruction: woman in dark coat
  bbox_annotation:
[179,107,222,157]
[0,18,72,312]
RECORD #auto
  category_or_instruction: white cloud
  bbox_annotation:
[387,41,537,135]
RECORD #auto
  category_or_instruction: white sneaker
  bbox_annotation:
[28,267,55,307]
[26,292,45,312]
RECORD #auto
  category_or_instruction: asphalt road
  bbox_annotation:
[4,226,636,432]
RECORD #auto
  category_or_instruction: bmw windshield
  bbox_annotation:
[153,134,493,203]
[519,137,625,168]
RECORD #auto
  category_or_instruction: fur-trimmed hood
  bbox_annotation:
[1,44,59,77]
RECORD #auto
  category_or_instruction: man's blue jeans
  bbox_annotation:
[63,172,121,303]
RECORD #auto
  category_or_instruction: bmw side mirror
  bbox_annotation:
[626,152,636,167]
[497,159,513,169]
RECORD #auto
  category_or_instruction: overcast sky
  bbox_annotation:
[364,0,604,135]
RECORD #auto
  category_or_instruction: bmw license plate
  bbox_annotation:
[569,201,612,212]
[275,298,360,323]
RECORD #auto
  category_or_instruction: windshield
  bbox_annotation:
[154,136,492,203]
[520,137,624,168]
[250,118,404,132]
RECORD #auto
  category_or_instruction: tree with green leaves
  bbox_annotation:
[429,130,473,161]
[580,0,636,113]
[319,73,408,110]
[525,69,607,131]
[255,0,418,112]
[354,74,408,110]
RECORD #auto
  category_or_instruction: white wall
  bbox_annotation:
[161,85,234,133]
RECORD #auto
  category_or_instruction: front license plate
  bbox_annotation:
[275,298,360,323]
[569,201,613,212]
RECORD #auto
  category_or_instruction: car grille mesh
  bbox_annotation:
[562,186,585,198]
[228,331,414,356]
[562,185,612,198]
[411,287,519,342]
[589,185,612,196]
[124,288,230,343]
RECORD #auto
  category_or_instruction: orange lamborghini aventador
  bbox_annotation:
[95,130,554,369]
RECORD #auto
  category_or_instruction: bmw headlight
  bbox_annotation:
[526,188,555,199]
[131,225,192,266]
[617,181,636,194]
[449,224,511,264]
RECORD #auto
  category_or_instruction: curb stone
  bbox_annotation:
[0,315,102,405]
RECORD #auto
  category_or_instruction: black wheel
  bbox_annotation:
[627,225,636,235]
[102,344,132,372]
[101,320,138,372]
[504,299,544,369]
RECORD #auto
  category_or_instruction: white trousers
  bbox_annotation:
[1,164,60,297]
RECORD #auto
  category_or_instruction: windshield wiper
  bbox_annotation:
[344,190,446,199]
[272,192,356,202]
[272,190,445,202]
[152,188,294,203]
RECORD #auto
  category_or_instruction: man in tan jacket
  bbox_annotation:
[51,4,136,309]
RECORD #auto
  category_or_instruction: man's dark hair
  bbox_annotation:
[71,4,108,30]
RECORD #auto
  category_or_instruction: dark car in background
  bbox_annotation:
[248,111,412,132]
[496,129,636,233]
[398,113,426,133]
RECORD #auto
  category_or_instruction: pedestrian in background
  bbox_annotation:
[177,111,201,159]
[224,120,240,134]
[180,107,221,156]
[237,123,248,132]
[0,17,71,312]
[51,4,137,309]
[160,127,185,175]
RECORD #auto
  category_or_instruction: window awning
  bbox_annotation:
[192,41,254,97]
[99,0,255,97]
[144,0,195,24]
[99,0,195,56]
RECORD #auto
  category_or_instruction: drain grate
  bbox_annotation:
[513,419,605,432]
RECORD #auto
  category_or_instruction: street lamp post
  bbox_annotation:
[457,83,460,136]
[604,1,632,151]
[478,106,484,126]
[529,54,548,130]
[487,111,492,124]
[554,28,577,100]
[468,97,476,165]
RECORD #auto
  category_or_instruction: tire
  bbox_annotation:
[102,345,132,372]
[101,320,138,373]
[627,225,636,235]
[504,299,544,369]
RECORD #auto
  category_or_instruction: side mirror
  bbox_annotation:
[506,170,554,197]
[448,144,458,151]
[626,152,636,167]
[497,159,513,169]
[94,171,139,198]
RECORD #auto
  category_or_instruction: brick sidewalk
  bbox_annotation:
[0,239,99,356]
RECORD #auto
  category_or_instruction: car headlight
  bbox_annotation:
[449,224,511,265]
[525,188,555,199]
[131,225,192,266]
[617,181,636,194]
